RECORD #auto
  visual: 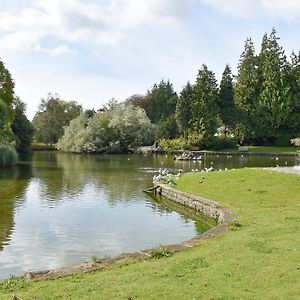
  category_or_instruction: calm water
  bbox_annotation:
[0,152,298,279]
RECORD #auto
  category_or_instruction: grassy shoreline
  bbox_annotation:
[0,169,299,299]
[156,145,300,156]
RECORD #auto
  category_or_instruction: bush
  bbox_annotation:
[0,144,18,167]
[274,134,294,147]
[150,246,173,259]
[158,138,190,151]
[212,137,237,151]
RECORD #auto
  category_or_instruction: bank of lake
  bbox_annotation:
[0,168,299,299]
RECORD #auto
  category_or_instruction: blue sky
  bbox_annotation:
[1,0,300,119]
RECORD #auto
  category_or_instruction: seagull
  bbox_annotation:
[167,179,177,186]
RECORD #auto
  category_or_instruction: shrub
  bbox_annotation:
[158,138,190,151]
[150,246,173,259]
[0,144,18,167]
[275,134,294,147]
[212,137,237,151]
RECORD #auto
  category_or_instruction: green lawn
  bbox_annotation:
[219,145,300,154]
[1,169,300,299]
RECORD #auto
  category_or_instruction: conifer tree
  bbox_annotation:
[189,65,219,147]
[218,65,236,138]
[286,52,300,135]
[146,80,178,124]
[176,82,193,139]
[257,29,288,141]
[234,38,259,143]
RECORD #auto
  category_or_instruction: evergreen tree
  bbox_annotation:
[285,52,300,135]
[218,65,236,138]
[257,29,288,141]
[176,82,193,139]
[156,114,179,140]
[189,64,219,147]
[146,80,178,124]
[234,38,260,143]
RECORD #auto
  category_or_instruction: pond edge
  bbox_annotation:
[18,184,235,281]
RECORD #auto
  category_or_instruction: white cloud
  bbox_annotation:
[0,0,191,52]
[201,0,300,21]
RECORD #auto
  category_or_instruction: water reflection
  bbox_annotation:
[0,165,32,251]
[0,151,298,280]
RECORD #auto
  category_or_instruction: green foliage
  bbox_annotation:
[212,137,237,151]
[286,52,300,134]
[150,246,173,259]
[257,29,288,140]
[218,65,236,137]
[234,38,260,142]
[189,65,219,148]
[274,133,294,147]
[57,102,154,153]
[0,58,15,123]
[56,113,95,153]
[0,100,14,144]
[155,114,179,140]
[158,137,190,150]
[32,94,82,145]
[12,97,34,155]
[146,80,178,124]
[176,82,193,139]
[0,144,18,167]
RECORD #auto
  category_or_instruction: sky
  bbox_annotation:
[1,0,300,120]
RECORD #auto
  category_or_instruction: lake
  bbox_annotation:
[0,151,298,279]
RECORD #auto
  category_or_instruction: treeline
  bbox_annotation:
[1,29,299,159]
[0,59,34,166]
[127,28,300,149]
[35,29,300,153]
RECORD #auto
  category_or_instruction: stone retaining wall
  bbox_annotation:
[155,183,234,224]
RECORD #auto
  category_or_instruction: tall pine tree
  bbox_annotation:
[257,29,288,142]
[218,65,236,138]
[285,52,300,136]
[189,65,219,147]
[234,38,260,143]
[176,82,193,139]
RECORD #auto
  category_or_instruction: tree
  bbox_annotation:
[189,64,219,147]
[234,38,260,143]
[257,29,288,141]
[218,65,236,138]
[12,97,34,155]
[32,94,82,145]
[285,52,300,135]
[156,114,179,140]
[146,80,178,123]
[176,82,193,139]
[0,58,15,123]
[56,113,95,153]
[0,100,14,144]
[57,102,154,153]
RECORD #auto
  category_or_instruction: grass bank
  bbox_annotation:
[0,169,299,299]
[219,145,300,154]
